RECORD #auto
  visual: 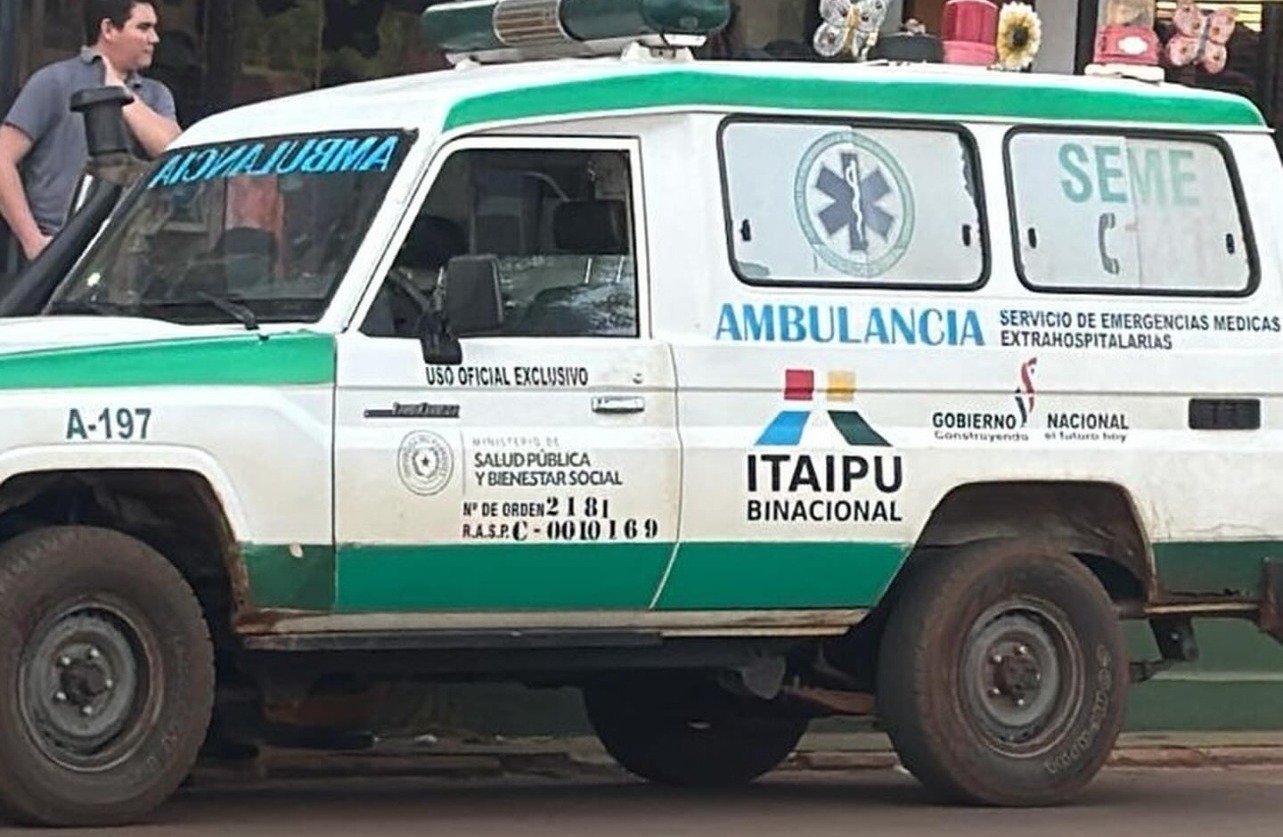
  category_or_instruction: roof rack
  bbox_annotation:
[422,0,728,65]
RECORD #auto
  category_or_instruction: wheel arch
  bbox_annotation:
[911,480,1153,603]
[819,480,1152,690]
[0,453,256,672]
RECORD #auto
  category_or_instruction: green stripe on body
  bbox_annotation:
[1152,541,1279,599]
[654,540,909,609]
[444,69,1264,131]
[241,543,337,610]
[0,331,334,389]
[334,542,672,611]
[329,540,909,612]
[238,535,1281,615]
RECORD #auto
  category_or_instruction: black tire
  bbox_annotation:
[583,675,806,787]
[0,526,215,826]
[876,539,1128,807]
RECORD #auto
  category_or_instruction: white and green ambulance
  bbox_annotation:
[2,0,1281,825]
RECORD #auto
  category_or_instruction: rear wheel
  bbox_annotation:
[583,674,806,787]
[0,526,214,826]
[876,539,1128,806]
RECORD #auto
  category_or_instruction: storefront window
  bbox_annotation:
[237,0,445,105]
[1156,2,1266,107]
[10,0,448,128]
[1075,2,1283,157]
[700,0,822,58]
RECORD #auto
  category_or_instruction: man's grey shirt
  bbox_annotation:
[4,48,175,235]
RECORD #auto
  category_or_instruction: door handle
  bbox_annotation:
[592,395,645,414]
[1188,398,1260,430]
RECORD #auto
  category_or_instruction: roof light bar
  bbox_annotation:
[421,0,730,59]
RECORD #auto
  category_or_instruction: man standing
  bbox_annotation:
[0,0,180,262]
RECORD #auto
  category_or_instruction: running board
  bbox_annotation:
[242,628,661,653]
[236,608,867,638]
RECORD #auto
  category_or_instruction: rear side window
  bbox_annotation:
[720,119,986,288]
[1007,130,1254,295]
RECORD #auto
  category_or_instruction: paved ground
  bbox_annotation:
[7,764,1283,835]
[229,729,1283,778]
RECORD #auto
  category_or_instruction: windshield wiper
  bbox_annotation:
[194,292,259,331]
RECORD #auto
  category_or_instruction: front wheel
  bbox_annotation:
[876,540,1128,807]
[583,675,807,787]
[0,526,215,826]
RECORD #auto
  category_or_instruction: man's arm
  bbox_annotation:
[0,125,50,260]
[101,61,180,158]
[0,67,59,260]
[119,95,180,158]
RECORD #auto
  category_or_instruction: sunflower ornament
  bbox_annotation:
[995,2,1042,70]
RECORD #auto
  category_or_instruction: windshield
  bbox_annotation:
[46,129,411,326]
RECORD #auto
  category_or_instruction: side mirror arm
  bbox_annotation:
[419,309,461,365]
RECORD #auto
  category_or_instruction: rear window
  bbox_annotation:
[719,119,987,288]
[1006,130,1255,295]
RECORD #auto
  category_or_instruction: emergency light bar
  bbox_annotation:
[421,0,730,62]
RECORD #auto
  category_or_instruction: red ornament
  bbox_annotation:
[941,0,999,65]
[1093,0,1160,65]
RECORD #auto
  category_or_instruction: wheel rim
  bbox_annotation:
[18,600,156,771]
[959,598,1084,757]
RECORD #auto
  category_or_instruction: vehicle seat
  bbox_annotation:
[219,226,278,295]
[396,214,468,281]
[365,214,467,337]
[517,200,634,336]
[552,199,627,256]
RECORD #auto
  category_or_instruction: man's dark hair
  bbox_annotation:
[82,0,148,45]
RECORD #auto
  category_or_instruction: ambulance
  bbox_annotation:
[0,0,1280,825]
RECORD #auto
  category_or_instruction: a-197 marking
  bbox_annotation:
[66,408,153,441]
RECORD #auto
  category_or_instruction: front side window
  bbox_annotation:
[720,119,986,287]
[1008,130,1254,294]
[362,146,638,339]
[47,130,411,324]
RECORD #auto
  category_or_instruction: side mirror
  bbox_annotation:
[418,255,503,365]
[69,87,150,189]
[443,255,503,335]
[70,86,135,157]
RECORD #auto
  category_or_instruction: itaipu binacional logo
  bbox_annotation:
[794,130,914,278]
[758,368,891,447]
[397,431,454,496]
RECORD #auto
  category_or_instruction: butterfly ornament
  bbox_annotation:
[1166,0,1237,74]
[813,0,890,61]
